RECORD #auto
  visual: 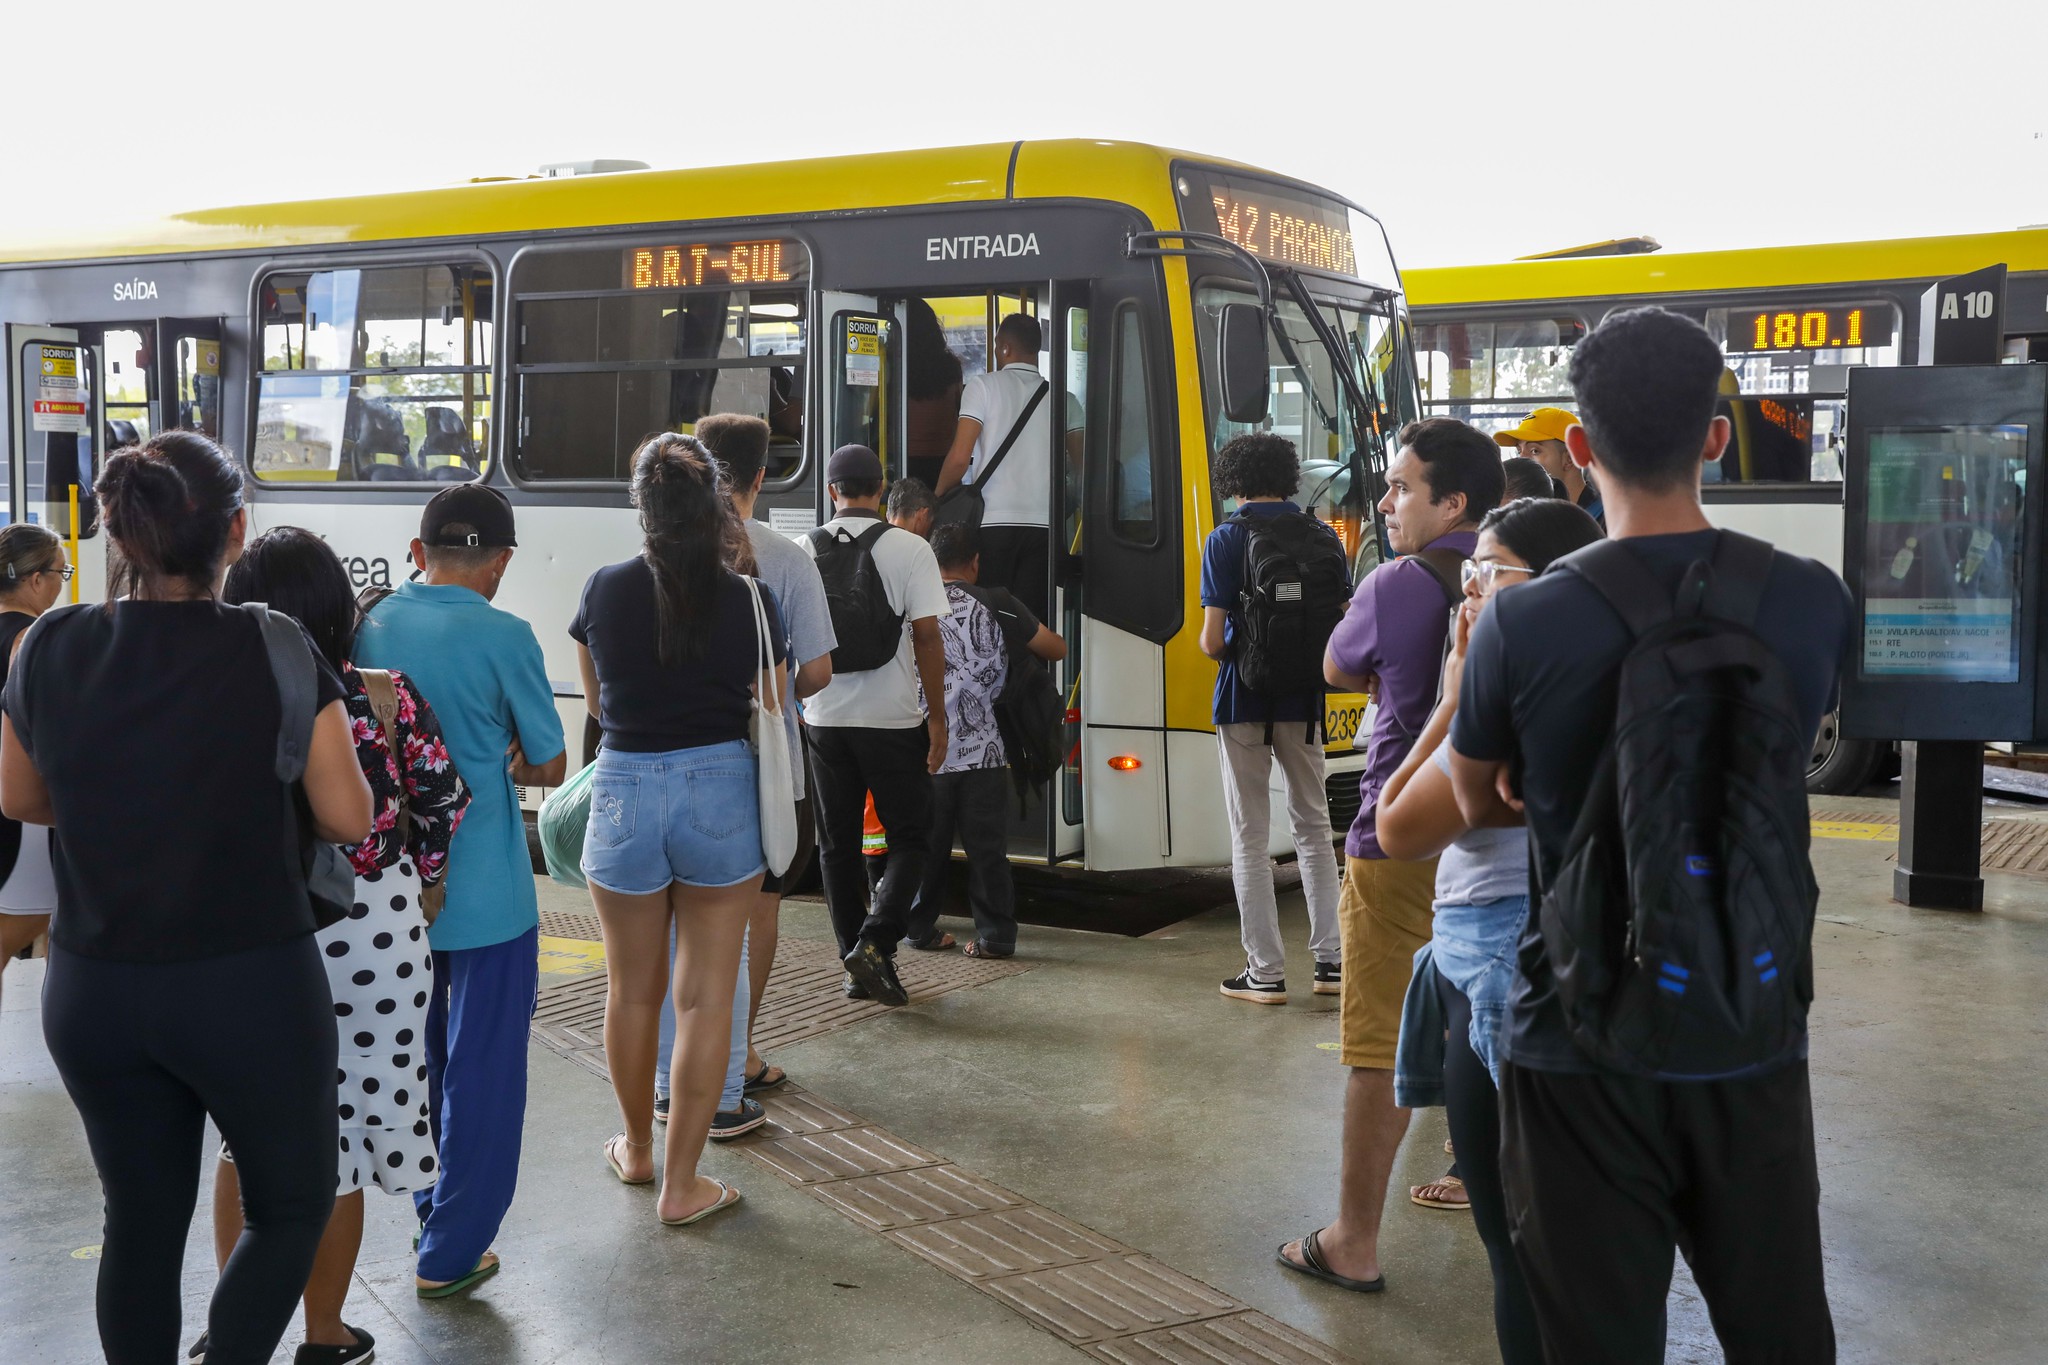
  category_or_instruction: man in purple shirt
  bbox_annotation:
[1279,418,1504,1294]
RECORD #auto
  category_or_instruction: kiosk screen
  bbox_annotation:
[1861,425,2027,682]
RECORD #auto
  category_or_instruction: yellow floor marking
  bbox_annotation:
[537,934,606,975]
[1811,820,1899,842]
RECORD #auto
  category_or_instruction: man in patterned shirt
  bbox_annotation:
[903,524,1065,958]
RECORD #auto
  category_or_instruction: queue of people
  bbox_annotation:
[8,305,1843,1365]
[1227,307,1846,1365]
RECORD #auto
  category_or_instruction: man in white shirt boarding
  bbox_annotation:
[801,445,951,1007]
[936,313,1075,622]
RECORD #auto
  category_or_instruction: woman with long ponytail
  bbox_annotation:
[569,432,787,1227]
[0,431,372,1364]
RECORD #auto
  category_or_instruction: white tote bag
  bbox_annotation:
[746,577,799,875]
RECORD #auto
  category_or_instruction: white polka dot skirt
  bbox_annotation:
[319,860,439,1196]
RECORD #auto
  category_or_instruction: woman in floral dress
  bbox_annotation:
[201,527,471,1365]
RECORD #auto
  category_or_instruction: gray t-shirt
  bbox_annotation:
[747,519,836,797]
[1429,744,1527,911]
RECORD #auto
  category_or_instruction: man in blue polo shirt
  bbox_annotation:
[355,482,565,1298]
[1198,433,1349,1006]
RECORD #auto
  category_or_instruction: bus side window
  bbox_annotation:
[1109,305,1155,544]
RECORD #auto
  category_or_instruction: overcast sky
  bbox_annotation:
[5,0,2043,269]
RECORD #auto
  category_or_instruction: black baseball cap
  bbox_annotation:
[420,482,518,548]
[826,444,884,486]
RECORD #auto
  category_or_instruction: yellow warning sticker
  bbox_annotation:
[39,346,77,379]
[537,935,606,975]
[1810,820,1898,842]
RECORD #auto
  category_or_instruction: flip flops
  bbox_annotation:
[417,1250,501,1299]
[743,1062,788,1094]
[605,1133,655,1185]
[962,940,1013,959]
[1277,1228,1386,1294]
[659,1179,741,1226]
[1410,1175,1470,1210]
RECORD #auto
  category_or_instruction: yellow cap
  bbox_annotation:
[1493,407,1580,447]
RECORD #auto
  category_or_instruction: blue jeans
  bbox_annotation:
[656,922,749,1113]
[581,740,764,895]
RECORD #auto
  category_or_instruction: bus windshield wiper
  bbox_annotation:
[1274,268,1393,545]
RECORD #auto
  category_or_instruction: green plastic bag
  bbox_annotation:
[538,759,596,889]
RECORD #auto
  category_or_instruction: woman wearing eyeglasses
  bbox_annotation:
[1376,495,1603,1365]
[0,524,70,1005]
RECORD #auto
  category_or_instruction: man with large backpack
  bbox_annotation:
[1450,308,1848,1362]
[1198,433,1351,1005]
[1280,419,1503,1295]
[801,445,951,1007]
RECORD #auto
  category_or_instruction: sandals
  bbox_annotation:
[962,940,1014,959]
[417,1250,501,1299]
[1277,1228,1386,1294]
[605,1133,655,1185]
[743,1061,788,1094]
[659,1179,742,1226]
[909,931,957,951]
[1411,1175,1469,1210]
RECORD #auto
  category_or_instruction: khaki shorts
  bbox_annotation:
[1338,854,1439,1069]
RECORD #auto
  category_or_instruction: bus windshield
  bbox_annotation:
[1194,283,1414,567]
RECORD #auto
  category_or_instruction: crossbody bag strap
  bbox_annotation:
[970,381,1048,489]
[357,667,410,836]
[241,601,315,783]
[745,576,781,719]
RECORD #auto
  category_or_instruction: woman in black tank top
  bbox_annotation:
[0,522,67,1000]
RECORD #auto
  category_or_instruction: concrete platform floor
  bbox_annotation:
[3,794,2045,1363]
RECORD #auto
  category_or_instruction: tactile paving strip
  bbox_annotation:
[1086,1312,1356,1364]
[887,1206,1130,1280]
[1981,818,2048,877]
[747,1125,944,1185]
[808,1165,1027,1232]
[979,1257,1243,1345]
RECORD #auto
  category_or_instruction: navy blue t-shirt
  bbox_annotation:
[1199,501,1350,725]
[571,560,784,753]
[1451,530,1852,1077]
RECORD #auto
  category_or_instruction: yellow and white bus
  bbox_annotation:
[1405,228,2048,791]
[0,140,1414,873]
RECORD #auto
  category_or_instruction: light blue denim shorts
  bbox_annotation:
[580,739,765,895]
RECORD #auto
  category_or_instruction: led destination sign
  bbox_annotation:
[1185,171,1362,277]
[622,240,800,290]
[1731,304,1884,353]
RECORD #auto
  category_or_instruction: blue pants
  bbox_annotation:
[412,927,538,1282]
[657,924,749,1112]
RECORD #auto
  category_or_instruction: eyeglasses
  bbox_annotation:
[36,566,76,581]
[1460,559,1533,593]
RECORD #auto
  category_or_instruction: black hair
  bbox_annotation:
[220,526,356,675]
[929,523,980,570]
[1566,306,1727,490]
[0,524,63,592]
[696,413,772,491]
[905,297,964,401]
[1396,418,1506,520]
[832,477,883,500]
[97,429,245,602]
[1213,432,1302,500]
[630,433,744,666]
[1477,496,1605,574]
[995,312,1041,355]
[887,477,936,521]
[1500,455,1565,502]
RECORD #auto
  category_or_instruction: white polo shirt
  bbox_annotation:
[799,511,951,730]
[958,362,1074,528]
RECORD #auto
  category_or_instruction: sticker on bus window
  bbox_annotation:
[845,319,881,388]
[32,345,88,434]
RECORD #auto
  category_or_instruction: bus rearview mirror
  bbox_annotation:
[1220,303,1270,424]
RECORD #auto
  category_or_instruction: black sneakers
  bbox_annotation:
[1220,966,1287,1005]
[842,972,870,1001]
[293,1327,375,1364]
[709,1097,767,1141]
[653,1094,670,1123]
[842,940,908,1006]
[1314,961,1343,996]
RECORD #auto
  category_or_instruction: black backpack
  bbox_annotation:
[1539,533,1818,1078]
[808,521,905,674]
[1232,509,1351,734]
[961,584,1067,802]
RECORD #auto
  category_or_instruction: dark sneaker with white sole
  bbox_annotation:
[653,1094,669,1123]
[842,940,908,1006]
[1313,961,1342,995]
[293,1325,374,1364]
[1221,968,1287,1004]
[709,1097,767,1141]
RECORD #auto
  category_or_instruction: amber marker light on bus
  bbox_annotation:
[1107,755,1142,772]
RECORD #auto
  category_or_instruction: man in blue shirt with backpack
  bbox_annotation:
[1199,433,1350,1006]
[1452,308,1850,1363]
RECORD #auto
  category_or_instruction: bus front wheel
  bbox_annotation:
[1808,710,1883,796]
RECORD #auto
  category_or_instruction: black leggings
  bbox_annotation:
[1437,972,1544,1365]
[43,936,339,1365]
